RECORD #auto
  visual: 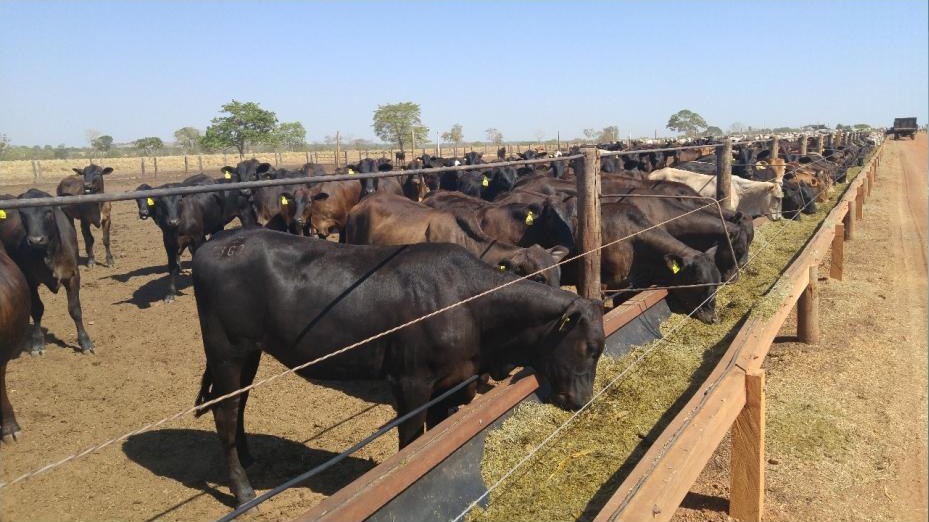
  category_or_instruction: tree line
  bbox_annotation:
[0,104,876,162]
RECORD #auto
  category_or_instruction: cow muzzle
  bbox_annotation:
[27,235,49,248]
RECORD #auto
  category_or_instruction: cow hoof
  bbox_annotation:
[86,259,96,268]
[105,256,114,267]
[1,429,22,444]
[79,338,95,354]
[164,294,176,304]
[29,346,45,356]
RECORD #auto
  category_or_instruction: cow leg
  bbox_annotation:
[80,219,96,268]
[63,275,93,353]
[391,380,431,449]
[163,230,179,303]
[235,351,262,469]
[210,358,257,506]
[101,202,113,266]
[1,360,21,443]
[27,286,45,355]
[426,380,477,430]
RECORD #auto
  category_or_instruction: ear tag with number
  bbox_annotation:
[525,211,535,225]
[146,198,155,207]
[348,168,355,175]
[280,195,289,205]
[0,210,6,220]
[482,175,489,187]
[498,264,506,271]
[670,260,681,274]
[224,172,232,179]
[558,315,571,332]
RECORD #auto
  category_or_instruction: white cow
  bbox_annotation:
[647,167,784,220]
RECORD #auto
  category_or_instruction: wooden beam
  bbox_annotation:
[855,186,864,220]
[717,139,733,211]
[797,265,820,344]
[577,147,602,301]
[830,224,845,280]
[844,201,856,240]
[730,369,766,522]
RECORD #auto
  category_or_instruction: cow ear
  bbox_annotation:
[257,163,273,175]
[101,167,114,175]
[312,191,330,201]
[72,168,83,175]
[547,245,570,263]
[664,254,684,275]
[704,244,719,258]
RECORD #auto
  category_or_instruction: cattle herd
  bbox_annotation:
[0,131,878,506]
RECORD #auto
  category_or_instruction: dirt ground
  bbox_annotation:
[0,173,400,521]
[0,137,924,522]
[672,134,929,522]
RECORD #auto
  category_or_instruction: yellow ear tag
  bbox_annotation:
[146,197,155,207]
[525,211,534,225]
[223,172,232,179]
[498,264,506,271]
[280,195,289,205]
[671,260,681,274]
[482,176,489,187]
[0,210,6,220]
[348,168,355,175]
[558,316,571,332]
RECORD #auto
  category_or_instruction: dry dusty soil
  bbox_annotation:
[672,134,928,522]
[0,136,925,522]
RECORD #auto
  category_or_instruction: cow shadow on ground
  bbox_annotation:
[105,260,192,284]
[111,271,193,309]
[123,429,377,509]
[302,379,395,408]
[12,328,80,357]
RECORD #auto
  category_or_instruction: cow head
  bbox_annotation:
[536,298,605,410]
[464,151,484,166]
[17,189,61,250]
[665,246,721,324]
[72,164,113,194]
[221,159,273,196]
[134,184,155,220]
[283,187,328,232]
[714,221,749,282]
[496,244,569,288]
[781,180,817,219]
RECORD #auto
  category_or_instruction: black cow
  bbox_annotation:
[191,228,605,505]
[0,247,30,443]
[57,164,114,267]
[0,190,93,353]
[135,174,235,302]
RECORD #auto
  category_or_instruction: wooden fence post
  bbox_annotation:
[770,136,779,159]
[844,201,856,240]
[31,160,39,181]
[335,131,341,169]
[799,134,808,156]
[184,155,189,174]
[730,368,766,522]
[830,224,845,280]
[797,265,820,344]
[305,151,310,164]
[855,186,864,219]
[814,135,824,154]
[198,155,203,172]
[140,157,146,177]
[577,147,602,301]
[716,139,733,210]
[153,156,159,177]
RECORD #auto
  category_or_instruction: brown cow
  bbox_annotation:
[305,180,361,240]
[345,192,567,286]
[0,247,30,443]
[57,164,113,267]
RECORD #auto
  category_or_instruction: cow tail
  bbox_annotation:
[194,366,214,417]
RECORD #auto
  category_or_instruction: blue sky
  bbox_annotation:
[1,1,926,146]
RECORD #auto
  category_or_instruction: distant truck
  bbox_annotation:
[889,117,918,140]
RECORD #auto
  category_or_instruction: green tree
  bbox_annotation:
[372,102,429,154]
[441,123,464,151]
[666,109,708,136]
[582,128,598,141]
[853,123,871,130]
[54,144,69,159]
[134,137,164,157]
[174,127,201,154]
[704,126,723,136]
[485,127,504,145]
[0,133,9,159]
[274,121,307,151]
[201,100,279,158]
[599,126,620,142]
[92,135,113,156]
